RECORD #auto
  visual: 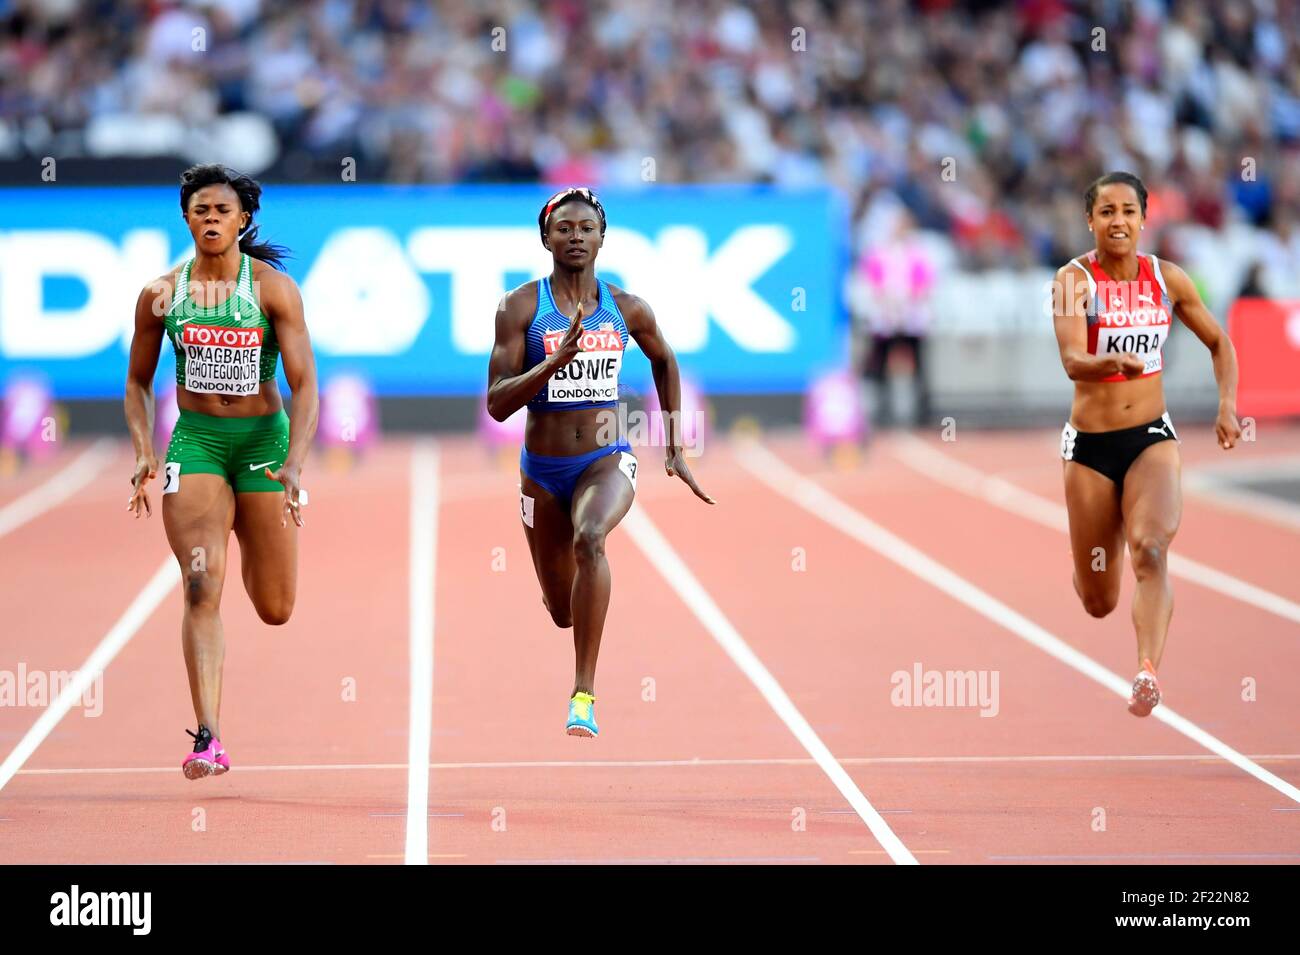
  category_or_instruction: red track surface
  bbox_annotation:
[2,426,1298,864]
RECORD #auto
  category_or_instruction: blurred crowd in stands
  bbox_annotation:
[2,0,1298,299]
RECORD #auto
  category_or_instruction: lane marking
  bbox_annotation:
[891,432,1300,626]
[17,753,1300,776]
[1179,452,1300,481]
[0,558,178,792]
[622,504,917,865]
[736,439,1300,807]
[0,439,117,539]
[1183,470,1300,532]
[405,440,439,866]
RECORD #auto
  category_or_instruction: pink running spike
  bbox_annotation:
[182,737,230,779]
[1127,659,1162,717]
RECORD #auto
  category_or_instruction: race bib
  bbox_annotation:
[617,451,638,491]
[1096,325,1165,375]
[544,325,623,404]
[181,324,263,395]
[1060,422,1077,461]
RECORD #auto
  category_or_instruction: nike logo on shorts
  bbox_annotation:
[249,460,278,471]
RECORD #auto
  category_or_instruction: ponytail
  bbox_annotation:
[180,163,291,270]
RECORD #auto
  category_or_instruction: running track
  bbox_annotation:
[2,424,1298,864]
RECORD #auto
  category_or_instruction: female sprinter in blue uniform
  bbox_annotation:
[125,164,319,776]
[487,187,714,737]
[1053,171,1240,717]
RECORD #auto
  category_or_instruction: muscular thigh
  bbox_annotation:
[571,451,636,535]
[231,492,298,601]
[162,472,235,587]
[521,472,575,600]
[1063,460,1125,594]
[1121,440,1182,547]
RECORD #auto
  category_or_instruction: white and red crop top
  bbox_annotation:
[1069,250,1174,382]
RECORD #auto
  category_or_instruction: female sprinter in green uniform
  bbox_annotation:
[124,164,319,777]
[1054,171,1240,717]
[487,187,714,737]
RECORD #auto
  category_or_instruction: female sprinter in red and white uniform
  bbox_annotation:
[1053,171,1241,716]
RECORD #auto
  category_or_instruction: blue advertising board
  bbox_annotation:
[0,185,847,398]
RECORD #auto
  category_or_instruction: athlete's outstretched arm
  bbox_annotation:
[486,287,582,421]
[263,270,319,526]
[1052,263,1144,382]
[124,275,169,518]
[620,291,715,505]
[1163,262,1241,449]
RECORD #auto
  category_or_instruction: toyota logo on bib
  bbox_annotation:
[543,323,624,404]
[181,323,264,396]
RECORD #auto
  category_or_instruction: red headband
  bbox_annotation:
[544,188,593,223]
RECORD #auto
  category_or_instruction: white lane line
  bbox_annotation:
[1181,452,1300,481]
[0,439,117,540]
[621,505,917,865]
[17,753,1300,776]
[891,432,1300,626]
[405,440,439,866]
[736,439,1300,807]
[0,557,178,792]
[1183,471,1300,533]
